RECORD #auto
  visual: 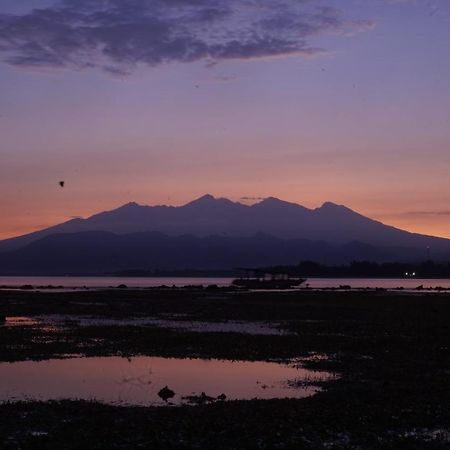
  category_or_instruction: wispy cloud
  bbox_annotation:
[211,74,237,83]
[240,196,266,203]
[384,210,450,218]
[0,0,374,74]
[404,211,450,216]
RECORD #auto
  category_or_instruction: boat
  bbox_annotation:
[232,268,306,290]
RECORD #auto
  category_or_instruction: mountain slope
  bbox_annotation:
[0,231,412,275]
[1,194,449,255]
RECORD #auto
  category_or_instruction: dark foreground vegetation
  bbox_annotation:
[1,288,450,449]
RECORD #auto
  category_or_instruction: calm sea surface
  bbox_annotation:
[1,276,450,289]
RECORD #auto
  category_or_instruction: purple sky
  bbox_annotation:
[1,0,450,239]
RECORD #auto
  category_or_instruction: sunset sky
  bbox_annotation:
[1,0,450,240]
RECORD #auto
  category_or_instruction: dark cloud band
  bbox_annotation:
[0,0,373,73]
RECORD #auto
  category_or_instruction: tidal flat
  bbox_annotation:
[1,288,450,449]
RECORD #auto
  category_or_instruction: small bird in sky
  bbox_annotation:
[59,181,65,187]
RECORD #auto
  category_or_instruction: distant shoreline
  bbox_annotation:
[3,260,450,278]
[1,274,450,280]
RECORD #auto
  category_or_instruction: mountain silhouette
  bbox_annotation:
[0,231,419,275]
[1,195,448,252]
[0,195,449,273]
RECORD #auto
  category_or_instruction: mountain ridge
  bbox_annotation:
[0,194,449,256]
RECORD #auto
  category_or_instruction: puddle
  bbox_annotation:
[4,317,39,327]
[34,315,289,335]
[3,316,60,333]
[0,356,333,406]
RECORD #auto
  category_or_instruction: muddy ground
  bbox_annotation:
[1,288,450,449]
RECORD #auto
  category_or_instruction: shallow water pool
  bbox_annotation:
[0,356,333,406]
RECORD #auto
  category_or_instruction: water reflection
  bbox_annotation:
[31,315,289,335]
[4,316,38,327]
[0,356,333,406]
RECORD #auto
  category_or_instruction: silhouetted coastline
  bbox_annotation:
[114,261,450,279]
[257,260,450,279]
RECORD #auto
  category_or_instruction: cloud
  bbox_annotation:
[0,0,373,74]
[211,74,237,83]
[240,196,266,202]
[386,210,450,218]
[405,211,450,216]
